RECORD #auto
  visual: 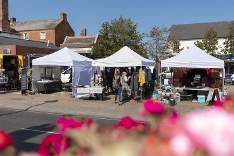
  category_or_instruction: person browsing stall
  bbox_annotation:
[121,71,131,105]
[113,69,122,104]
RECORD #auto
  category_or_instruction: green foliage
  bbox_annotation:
[194,28,218,56]
[92,16,146,58]
[222,26,234,54]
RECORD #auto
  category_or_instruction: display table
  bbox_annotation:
[35,80,61,93]
[76,87,105,100]
[0,82,7,91]
[175,87,210,101]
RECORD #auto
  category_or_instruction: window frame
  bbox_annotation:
[23,33,29,40]
[40,31,46,40]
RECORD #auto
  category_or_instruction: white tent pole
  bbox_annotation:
[141,66,143,100]
[222,68,225,92]
[160,66,162,89]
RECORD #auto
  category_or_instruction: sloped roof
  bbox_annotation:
[11,19,61,31]
[60,35,98,49]
[0,36,59,49]
[169,20,234,40]
[66,36,96,43]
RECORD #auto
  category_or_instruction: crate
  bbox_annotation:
[197,95,206,103]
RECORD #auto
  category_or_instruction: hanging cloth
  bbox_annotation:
[138,69,145,87]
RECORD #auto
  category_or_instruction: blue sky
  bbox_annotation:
[9,0,234,38]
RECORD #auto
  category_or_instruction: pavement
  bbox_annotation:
[0,85,234,120]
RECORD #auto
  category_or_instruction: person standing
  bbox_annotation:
[113,69,122,104]
[121,71,131,105]
[231,73,234,84]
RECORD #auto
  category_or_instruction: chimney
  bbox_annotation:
[0,0,10,31]
[80,23,87,36]
[10,17,16,24]
[60,12,67,21]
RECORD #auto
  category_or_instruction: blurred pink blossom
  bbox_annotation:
[36,133,70,156]
[0,129,13,150]
[114,116,147,130]
[143,99,164,114]
[168,109,180,124]
[179,107,234,156]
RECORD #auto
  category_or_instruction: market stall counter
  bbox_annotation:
[175,87,210,101]
[35,80,61,94]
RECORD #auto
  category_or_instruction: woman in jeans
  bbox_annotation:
[121,71,131,105]
[113,70,122,105]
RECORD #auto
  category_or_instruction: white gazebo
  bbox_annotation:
[92,46,156,67]
[161,45,225,90]
[32,47,93,92]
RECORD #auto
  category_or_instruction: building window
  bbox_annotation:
[23,33,29,40]
[40,32,46,39]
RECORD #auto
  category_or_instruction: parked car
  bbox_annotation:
[61,68,72,83]
[224,74,232,85]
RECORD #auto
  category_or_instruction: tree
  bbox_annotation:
[194,28,219,56]
[222,26,234,54]
[145,26,170,62]
[168,39,184,55]
[92,16,146,58]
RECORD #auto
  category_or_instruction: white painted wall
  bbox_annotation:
[179,38,226,53]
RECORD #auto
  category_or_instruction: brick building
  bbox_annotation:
[60,26,99,58]
[10,12,75,47]
[0,0,60,66]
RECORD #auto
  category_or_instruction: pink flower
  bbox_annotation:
[56,116,94,134]
[170,132,194,155]
[114,116,148,130]
[0,130,13,150]
[114,116,136,129]
[213,100,224,107]
[168,109,180,124]
[36,133,70,156]
[56,117,84,133]
[180,107,234,156]
[143,99,164,114]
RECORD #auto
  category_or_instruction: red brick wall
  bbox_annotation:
[0,45,57,67]
[16,46,57,66]
[55,20,75,47]
[0,45,16,55]
[17,21,75,47]
[0,0,10,31]
[18,29,56,46]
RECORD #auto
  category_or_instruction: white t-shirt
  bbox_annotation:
[123,76,127,82]
[231,74,234,81]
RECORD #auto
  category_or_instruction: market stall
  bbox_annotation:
[32,47,93,93]
[92,46,156,100]
[92,46,155,67]
[161,45,225,102]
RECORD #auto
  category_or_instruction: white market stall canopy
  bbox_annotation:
[92,46,156,67]
[32,47,93,92]
[32,47,92,66]
[161,45,224,69]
